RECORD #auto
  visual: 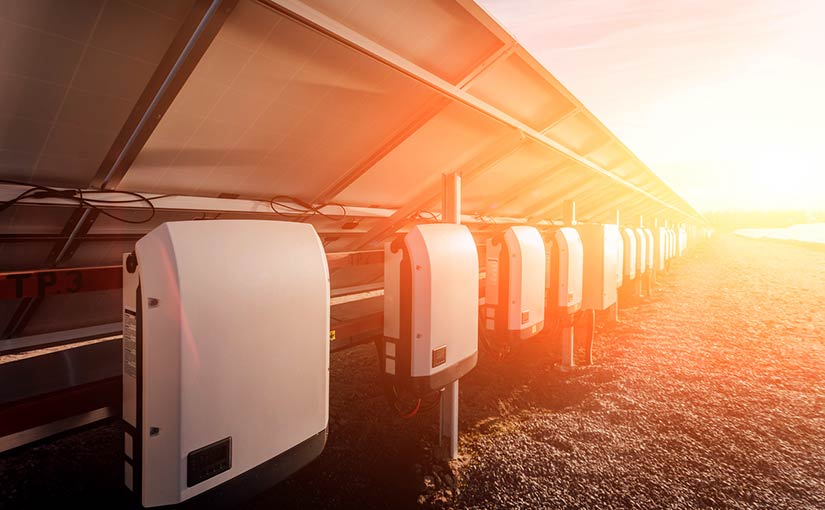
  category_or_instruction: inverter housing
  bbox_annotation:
[484,226,546,342]
[576,223,620,311]
[611,226,624,289]
[122,220,330,508]
[634,228,647,274]
[382,224,479,394]
[643,228,654,272]
[544,227,583,315]
[653,227,667,271]
[620,227,637,281]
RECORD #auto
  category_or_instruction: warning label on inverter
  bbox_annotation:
[124,309,137,378]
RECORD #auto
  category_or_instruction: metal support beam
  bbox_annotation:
[439,171,461,460]
[439,382,459,459]
[0,323,121,356]
[261,0,703,222]
[518,172,591,221]
[456,42,515,89]
[0,233,142,244]
[93,0,239,189]
[311,97,450,204]
[578,137,614,158]
[346,130,524,250]
[560,324,575,369]
[481,161,570,213]
[541,107,580,133]
[313,37,515,207]
[442,173,461,225]
[526,176,608,221]
[563,200,576,226]
[0,183,398,219]
[0,183,539,230]
[2,207,99,339]
[1,250,388,301]
[606,303,619,324]
[587,193,647,224]
[588,192,641,222]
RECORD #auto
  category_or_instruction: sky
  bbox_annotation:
[477,0,825,212]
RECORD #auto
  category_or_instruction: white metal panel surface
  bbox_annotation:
[134,219,329,505]
[407,224,478,379]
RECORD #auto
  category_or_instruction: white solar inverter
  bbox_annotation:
[611,226,624,289]
[620,228,636,281]
[544,227,583,316]
[383,224,479,393]
[122,220,329,507]
[634,228,647,275]
[653,227,667,271]
[484,226,546,342]
[576,224,620,311]
[643,228,654,272]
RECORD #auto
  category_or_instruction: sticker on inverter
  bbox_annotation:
[124,308,137,379]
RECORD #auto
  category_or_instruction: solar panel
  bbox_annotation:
[0,0,703,340]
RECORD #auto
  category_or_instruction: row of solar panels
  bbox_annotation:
[0,0,702,340]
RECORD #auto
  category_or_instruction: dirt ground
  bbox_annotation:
[1,234,824,509]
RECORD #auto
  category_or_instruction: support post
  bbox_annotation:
[563,200,576,226]
[442,173,461,224]
[439,382,459,459]
[560,324,575,369]
[638,215,650,297]
[607,303,619,324]
[439,172,460,460]
[610,209,621,321]
[650,218,658,292]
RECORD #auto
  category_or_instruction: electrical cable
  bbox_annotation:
[0,181,353,225]
[268,195,347,220]
[372,337,441,419]
[411,210,439,223]
[478,323,512,359]
[0,179,173,224]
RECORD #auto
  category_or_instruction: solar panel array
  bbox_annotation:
[0,0,702,340]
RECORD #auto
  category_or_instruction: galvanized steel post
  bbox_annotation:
[439,172,461,460]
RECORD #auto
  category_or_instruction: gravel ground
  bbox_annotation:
[453,235,825,509]
[1,234,824,509]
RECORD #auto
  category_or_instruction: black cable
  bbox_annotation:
[0,181,354,226]
[0,179,162,224]
[411,210,439,222]
[268,195,347,220]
